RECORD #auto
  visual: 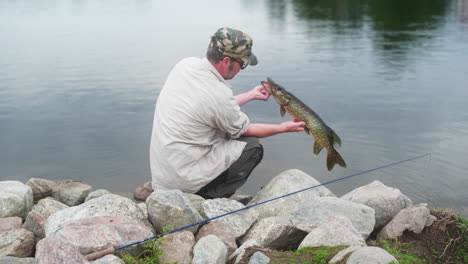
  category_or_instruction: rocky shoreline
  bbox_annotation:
[1,169,439,264]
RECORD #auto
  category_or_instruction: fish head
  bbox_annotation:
[261,77,290,105]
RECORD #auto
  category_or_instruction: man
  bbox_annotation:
[150,27,305,199]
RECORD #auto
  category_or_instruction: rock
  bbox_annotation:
[184,193,205,215]
[85,189,111,202]
[0,217,22,233]
[195,221,237,255]
[134,182,153,201]
[202,198,257,239]
[137,203,148,219]
[51,216,154,256]
[341,180,412,230]
[26,178,56,202]
[158,231,195,264]
[0,228,35,257]
[346,246,399,264]
[45,194,149,237]
[298,216,366,249]
[248,251,270,264]
[192,235,227,264]
[0,181,33,220]
[230,192,253,205]
[35,236,90,264]
[91,255,124,264]
[0,256,36,264]
[52,182,93,206]
[240,216,307,250]
[290,196,375,239]
[229,240,260,264]
[247,169,335,220]
[377,203,437,241]
[146,189,202,234]
[22,198,68,242]
[328,246,363,264]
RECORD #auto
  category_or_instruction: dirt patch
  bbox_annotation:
[236,209,467,264]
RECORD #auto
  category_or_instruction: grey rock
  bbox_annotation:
[195,221,237,255]
[0,217,22,233]
[146,189,202,234]
[346,246,399,264]
[85,189,111,202]
[341,180,412,230]
[22,198,68,242]
[248,252,270,264]
[91,255,124,264]
[159,231,195,264]
[298,216,366,249]
[377,203,437,241]
[248,169,335,220]
[0,181,33,220]
[26,178,56,202]
[45,194,148,237]
[240,216,307,250]
[53,182,93,206]
[137,203,148,219]
[202,198,257,239]
[184,193,205,215]
[290,196,375,239]
[192,235,227,264]
[230,192,253,205]
[328,246,362,264]
[0,256,36,264]
[229,240,260,264]
[0,228,35,257]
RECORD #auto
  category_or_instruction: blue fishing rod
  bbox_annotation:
[85,153,431,260]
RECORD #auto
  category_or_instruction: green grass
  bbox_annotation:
[270,246,347,264]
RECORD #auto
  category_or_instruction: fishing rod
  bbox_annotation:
[85,152,431,261]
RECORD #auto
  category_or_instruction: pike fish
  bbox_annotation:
[261,77,346,171]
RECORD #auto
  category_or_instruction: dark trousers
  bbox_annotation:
[195,137,263,199]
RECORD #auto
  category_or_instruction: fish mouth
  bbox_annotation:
[261,80,273,94]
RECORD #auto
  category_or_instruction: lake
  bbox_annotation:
[1,0,467,216]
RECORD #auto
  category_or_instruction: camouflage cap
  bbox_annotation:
[210,27,258,66]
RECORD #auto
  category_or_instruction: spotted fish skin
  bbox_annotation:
[261,77,346,171]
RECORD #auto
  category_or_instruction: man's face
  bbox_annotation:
[221,58,243,80]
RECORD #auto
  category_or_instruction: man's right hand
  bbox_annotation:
[280,119,306,133]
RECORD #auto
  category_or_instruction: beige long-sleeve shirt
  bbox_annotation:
[150,57,250,193]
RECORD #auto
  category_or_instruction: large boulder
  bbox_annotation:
[247,169,335,220]
[290,196,375,239]
[0,181,33,220]
[195,221,237,255]
[45,194,149,236]
[26,178,56,202]
[50,216,154,256]
[298,216,366,249]
[346,246,398,264]
[84,189,111,203]
[192,235,228,264]
[22,198,68,242]
[0,228,35,257]
[239,216,307,250]
[202,198,258,239]
[341,180,412,230]
[52,182,93,206]
[229,240,260,264]
[158,231,195,264]
[91,255,123,264]
[0,256,36,264]
[146,189,202,234]
[377,203,436,241]
[35,236,90,264]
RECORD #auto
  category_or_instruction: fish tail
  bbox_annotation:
[326,149,347,171]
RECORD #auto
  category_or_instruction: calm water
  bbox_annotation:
[1,0,467,216]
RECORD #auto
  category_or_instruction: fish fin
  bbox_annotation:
[330,129,342,148]
[304,126,310,135]
[326,150,347,171]
[313,141,323,155]
[280,106,286,117]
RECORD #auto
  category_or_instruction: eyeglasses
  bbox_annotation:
[228,57,248,70]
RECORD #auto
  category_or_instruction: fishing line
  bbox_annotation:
[85,152,431,260]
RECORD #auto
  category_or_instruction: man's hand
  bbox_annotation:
[249,85,270,101]
[280,119,306,132]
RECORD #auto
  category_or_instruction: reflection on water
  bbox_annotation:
[0,0,467,216]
